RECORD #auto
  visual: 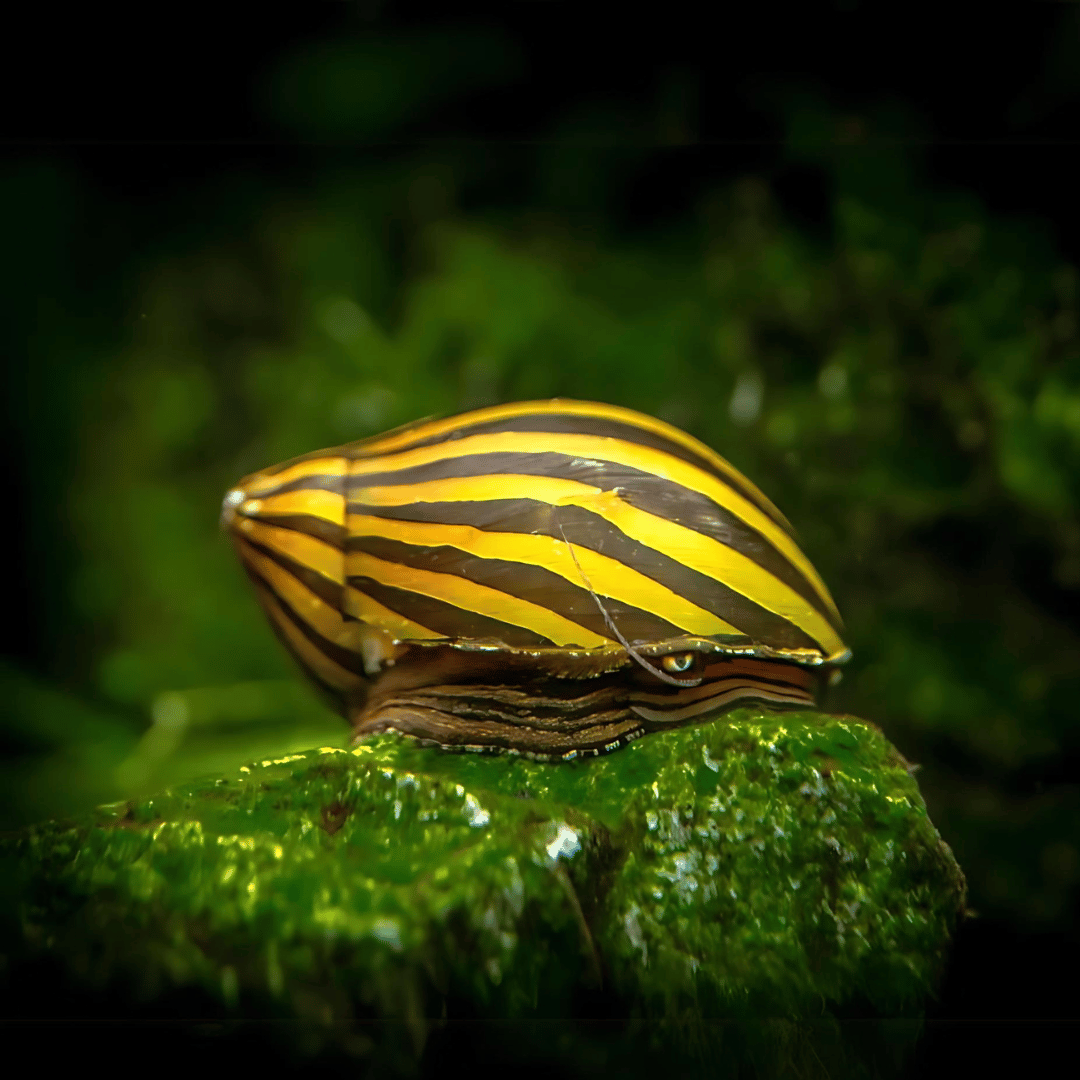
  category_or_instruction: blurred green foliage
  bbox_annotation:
[2,35,1078,963]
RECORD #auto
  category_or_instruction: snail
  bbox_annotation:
[222,399,850,760]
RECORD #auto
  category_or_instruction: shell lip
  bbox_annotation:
[399,637,626,663]
[631,636,851,667]
[394,634,851,668]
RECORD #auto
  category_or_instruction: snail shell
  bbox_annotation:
[223,399,849,760]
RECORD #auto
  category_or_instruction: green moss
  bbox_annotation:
[1,707,965,1076]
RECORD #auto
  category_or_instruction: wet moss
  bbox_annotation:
[1,706,966,1076]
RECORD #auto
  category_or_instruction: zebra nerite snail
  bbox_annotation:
[222,400,849,760]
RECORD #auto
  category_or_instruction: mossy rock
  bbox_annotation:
[0,707,966,1077]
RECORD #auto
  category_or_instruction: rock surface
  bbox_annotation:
[0,707,967,1077]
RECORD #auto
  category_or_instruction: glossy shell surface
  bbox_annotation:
[223,399,849,757]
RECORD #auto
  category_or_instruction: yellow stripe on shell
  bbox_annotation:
[235,514,442,642]
[352,474,846,661]
[343,584,444,641]
[245,571,362,693]
[242,487,343,525]
[351,399,792,533]
[346,513,743,640]
[236,537,365,654]
[566,487,845,660]
[241,456,346,497]
[353,474,591,508]
[347,549,619,649]
[348,433,843,631]
[235,517,343,584]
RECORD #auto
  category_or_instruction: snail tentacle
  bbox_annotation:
[556,514,702,689]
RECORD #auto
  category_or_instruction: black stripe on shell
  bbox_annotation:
[349,410,791,535]
[251,473,346,500]
[241,570,353,713]
[345,576,557,648]
[350,533,692,645]
[239,560,366,678]
[249,514,348,550]
[346,450,840,635]
[239,535,344,612]
[347,500,821,653]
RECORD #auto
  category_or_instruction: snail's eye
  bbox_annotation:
[661,651,696,675]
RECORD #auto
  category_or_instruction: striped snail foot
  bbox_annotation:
[347,656,823,762]
[349,679,647,760]
[1,706,966,1078]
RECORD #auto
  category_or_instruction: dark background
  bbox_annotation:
[2,1,1078,1072]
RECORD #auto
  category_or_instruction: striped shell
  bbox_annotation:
[222,399,849,760]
